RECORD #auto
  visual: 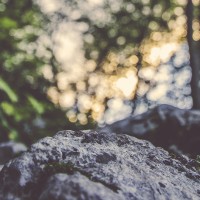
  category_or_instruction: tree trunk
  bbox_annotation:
[186,0,200,109]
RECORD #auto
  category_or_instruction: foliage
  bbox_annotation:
[0,0,198,144]
[0,0,93,145]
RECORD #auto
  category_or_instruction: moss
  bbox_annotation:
[169,153,200,172]
[196,155,200,171]
[43,161,75,175]
[42,161,120,193]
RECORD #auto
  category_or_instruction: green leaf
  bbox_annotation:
[8,129,18,140]
[0,109,9,128]
[27,95,44,114]
[1,101,15,115]
[0,77,18,102]
[0,17,17,29]
[1,101,22,121]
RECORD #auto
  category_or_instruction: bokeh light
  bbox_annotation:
[35,0,194,124]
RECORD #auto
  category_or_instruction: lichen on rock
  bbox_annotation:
[0,129,200,199]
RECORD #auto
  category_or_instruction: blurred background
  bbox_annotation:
[0,0,199,145]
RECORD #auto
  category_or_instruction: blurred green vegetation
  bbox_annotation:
[0,0,95,145]
[0,0,199,145]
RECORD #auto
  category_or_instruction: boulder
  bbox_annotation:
[101,105,200,157]
[0,130,200,200]
[0,141,27,170]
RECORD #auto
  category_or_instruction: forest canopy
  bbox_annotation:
[0,0,199,144]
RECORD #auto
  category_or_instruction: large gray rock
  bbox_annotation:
[102,105,200,157]
[0,130,200,200]
[0,141,27,171]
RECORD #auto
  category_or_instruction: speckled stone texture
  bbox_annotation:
[0,141,27,171]
[0,130,200,200]
[102,105,200,157]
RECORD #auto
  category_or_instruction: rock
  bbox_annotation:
[101,105,200,157]
[0,130,200,200]
[39,173,122,200]
[0,141,27,165]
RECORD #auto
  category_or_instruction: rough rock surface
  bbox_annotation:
[102,104,200,157]
[0,130,200,200]
[0,141,27,170]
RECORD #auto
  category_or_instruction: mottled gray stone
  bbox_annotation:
[0,141,27,165]
[39,173,123,200]
[0,130,200,200]
[101,105,200,157]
